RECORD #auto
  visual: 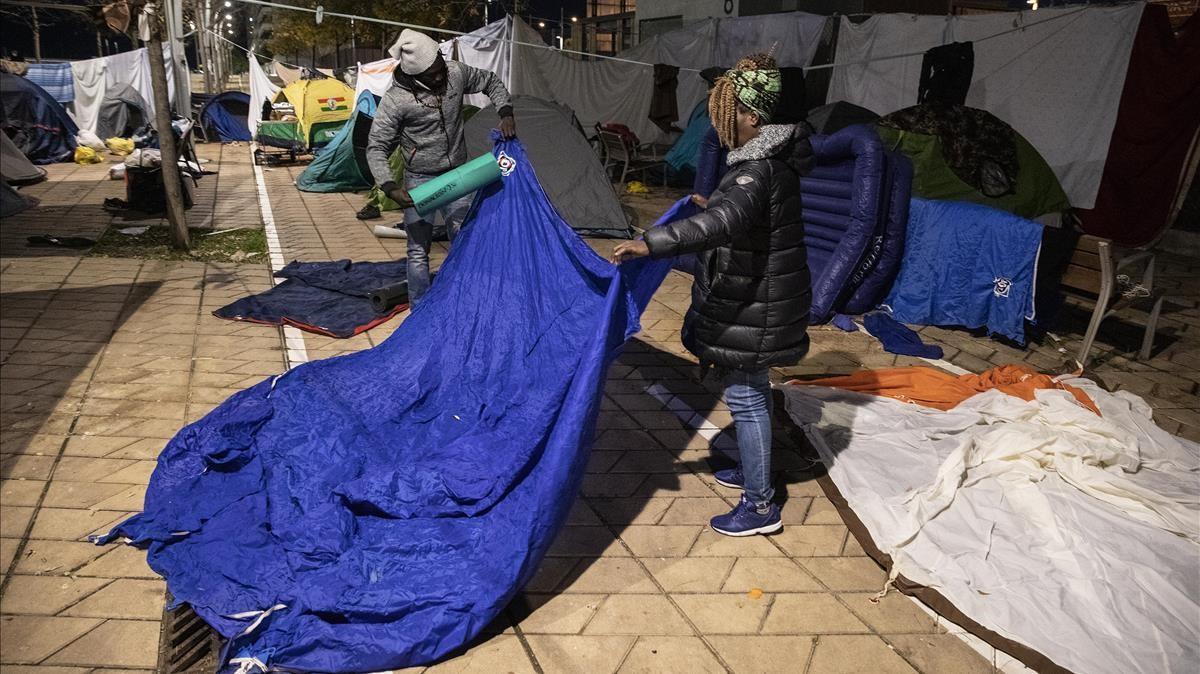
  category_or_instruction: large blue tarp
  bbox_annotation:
[97,134,683,672]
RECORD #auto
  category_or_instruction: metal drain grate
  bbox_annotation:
[158,595,224,674]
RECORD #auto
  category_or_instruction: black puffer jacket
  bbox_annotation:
[644,124,813,370]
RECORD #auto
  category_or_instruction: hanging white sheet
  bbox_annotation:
[782,379,1199,674]
[511,19,661,144]
[248,55,280,136]
[826,5,1143,209]
[353,58,396,101]
[71,57,108,134]
[441,18,512,110]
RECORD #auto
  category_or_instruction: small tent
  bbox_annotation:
[464,96,631,237]
[96,82,151,139]
[199,91,252,142]
[272,77,355,148]
[876,104,1069,219]
[296,91,378,192]
[0,131,46,185]
[0,72,77,164]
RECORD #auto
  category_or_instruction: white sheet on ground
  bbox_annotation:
[248,55,280,137]
[826,5,1142,209]
[782,378,1199,674]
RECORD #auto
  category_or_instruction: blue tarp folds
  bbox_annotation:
[98,134,681,672]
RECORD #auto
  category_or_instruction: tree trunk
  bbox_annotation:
[147,21,190,250]
[31,7,42,62]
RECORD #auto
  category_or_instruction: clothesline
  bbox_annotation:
[228,0,1087,75]
[802,6,1087,72]
[204,29,304,73]
[231,0,704,72]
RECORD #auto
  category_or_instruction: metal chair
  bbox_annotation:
[597,128,667,187]
[1061,235,1164,367]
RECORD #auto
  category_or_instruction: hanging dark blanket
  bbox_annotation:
[213,259,409,338]
[919,42,974,106]
[649,64,681,133]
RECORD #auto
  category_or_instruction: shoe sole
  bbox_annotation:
[713,477,743,489]
[711,519,783,537]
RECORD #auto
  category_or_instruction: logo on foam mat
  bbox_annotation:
[497,151,516,176]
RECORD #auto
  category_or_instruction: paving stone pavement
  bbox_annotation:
[1,146,1196,673]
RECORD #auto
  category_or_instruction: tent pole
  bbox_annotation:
[146,5,191,250]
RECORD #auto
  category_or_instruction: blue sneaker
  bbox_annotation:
[710,498,783,537]
[713,466,744,490]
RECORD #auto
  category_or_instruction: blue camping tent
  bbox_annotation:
[199,91,253,142]
[0,72,77,164]
[296,90,377,192]
[96,134,681,672]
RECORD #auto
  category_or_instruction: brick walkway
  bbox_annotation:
[1,146,1196,672]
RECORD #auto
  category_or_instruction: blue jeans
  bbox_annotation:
[724,368,774,507]
[402,172,475,305]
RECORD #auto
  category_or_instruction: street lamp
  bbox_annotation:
[571,16,578,22]
[224,13,232,20]
[538,21,546,28]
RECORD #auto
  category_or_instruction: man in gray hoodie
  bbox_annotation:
[367,29,516,305]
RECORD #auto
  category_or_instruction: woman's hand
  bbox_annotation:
[690,194,709,208]
[610,240,650,264]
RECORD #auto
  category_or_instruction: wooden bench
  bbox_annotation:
[1060,234,1164,367]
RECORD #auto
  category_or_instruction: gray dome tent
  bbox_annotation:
[1,131,46,185]
[464,96,631,238]
[96,83,151,139]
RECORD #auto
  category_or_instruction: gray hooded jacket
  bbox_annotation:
[366,60,512,190]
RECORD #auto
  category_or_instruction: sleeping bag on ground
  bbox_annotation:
[212,259,408,338]
[94,133,679,673]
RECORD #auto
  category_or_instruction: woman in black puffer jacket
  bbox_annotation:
[612,54,812,537]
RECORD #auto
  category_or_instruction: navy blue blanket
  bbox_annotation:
[213,260,408,338]
[97,135,679,672]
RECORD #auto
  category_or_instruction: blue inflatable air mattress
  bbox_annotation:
[95,134,681,673]
[801,124,887,323]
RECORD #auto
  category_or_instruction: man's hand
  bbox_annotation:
[610,239,650,264]
[386,186,414,210]
[690,194,709,208]
[499,115,517,139]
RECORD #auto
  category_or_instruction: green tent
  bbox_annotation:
[876,105,1069,219]
[296,91,380,193]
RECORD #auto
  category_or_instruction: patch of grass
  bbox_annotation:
[89,226,268,263]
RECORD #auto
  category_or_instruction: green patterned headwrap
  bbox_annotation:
[725,67,782,122]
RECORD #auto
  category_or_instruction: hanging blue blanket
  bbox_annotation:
[882,198,1042,344]
[95,134,682,673]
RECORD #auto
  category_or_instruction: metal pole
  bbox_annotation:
[96,30,103,56]
[146,6,190,249]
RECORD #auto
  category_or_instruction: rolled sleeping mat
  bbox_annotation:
[408,152,502,216]
[368,281,409,314]
[373,225,408,239]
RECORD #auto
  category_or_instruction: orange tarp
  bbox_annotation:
[789,364,1099,415]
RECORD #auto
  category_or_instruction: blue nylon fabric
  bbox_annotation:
[199,92,253,142]
[212,260,408,338]
[883,198,1042,344]
[665,101,710,172]
[97,135,683,673]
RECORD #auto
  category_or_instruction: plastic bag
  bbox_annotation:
[109,163,127,180]
[77,130,106,151]
[106,137,135,156]
[74,146,104,164]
